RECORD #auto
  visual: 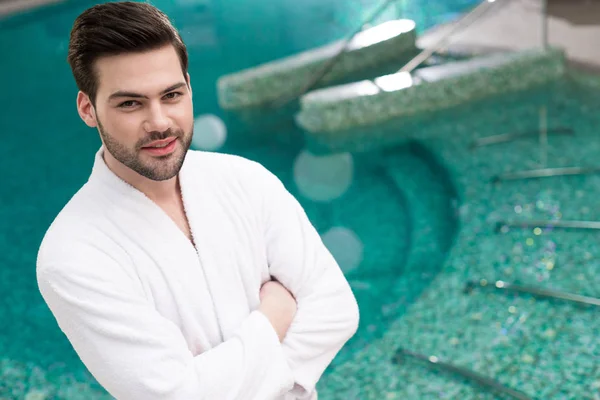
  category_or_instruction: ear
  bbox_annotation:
[77,91,98,128]
[186,73,192,98]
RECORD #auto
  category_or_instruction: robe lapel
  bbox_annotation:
[90,147,254,344]
[179,153,253,342]
[89,148,222,348]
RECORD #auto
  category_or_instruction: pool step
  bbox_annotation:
[296,47,567,139]
[378,143,459,315]
[216,19,418,109]
[382,142,458,288]
[317,141,459,392]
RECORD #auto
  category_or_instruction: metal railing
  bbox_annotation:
[496,219,600,232]
[470,127,573,149]
[269,0,401,108]
[465,279,600,307]
[270,0,505,108]
[392,347,533,400]
[398,0,501,74]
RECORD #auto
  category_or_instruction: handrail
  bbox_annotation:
[496,219,600,231]
[465,279,600,307]
[269,0,399,108]
[491,167,600,183]
[269,0,502,109]
[398,0,501,74]
[392,347,534,400]
[469,127,573,149]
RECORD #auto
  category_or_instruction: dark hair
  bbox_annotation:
[67,1,189,106]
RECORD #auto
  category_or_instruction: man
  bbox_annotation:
[36,2,359,399]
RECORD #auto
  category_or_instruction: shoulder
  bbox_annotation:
[185,149,281,187]
[183,150,291,217]
[36,185,129,276]
[185,149,270,174]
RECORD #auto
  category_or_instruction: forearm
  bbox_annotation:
[156,311,296,399]
[256,162,360,397]
[38,265,296,400]
[187,310,296,400]
[280,262,359,397]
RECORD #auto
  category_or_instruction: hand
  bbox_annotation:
[259,280,297,342]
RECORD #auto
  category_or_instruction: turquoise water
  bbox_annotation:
[0,0,487,398]
[316,79,600,399]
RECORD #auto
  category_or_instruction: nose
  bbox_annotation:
[143,102,171,134]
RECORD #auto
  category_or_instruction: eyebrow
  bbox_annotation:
[108,82,187,101]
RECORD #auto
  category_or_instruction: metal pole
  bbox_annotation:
[540,106,548,168]
[399,0,497,73]
[541,0,549,48]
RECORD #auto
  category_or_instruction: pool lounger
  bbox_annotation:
[392,348,533,400]
[464,279,600,308]
[216,19,418,110]
[295,47,567,134]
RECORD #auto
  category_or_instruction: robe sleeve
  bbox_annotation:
[36,247,295,400]
[260,167,361,399]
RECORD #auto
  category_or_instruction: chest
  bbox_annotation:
[116,193,272,354]
[160,202,194,243]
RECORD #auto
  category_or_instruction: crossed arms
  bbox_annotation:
[36,167,360,400]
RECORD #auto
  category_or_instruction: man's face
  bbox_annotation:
[91,45,193,181]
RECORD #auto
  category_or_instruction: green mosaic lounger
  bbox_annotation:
[295,47,567,134]
[216,19,418,109]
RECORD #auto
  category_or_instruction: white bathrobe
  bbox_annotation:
[36,147,360,400]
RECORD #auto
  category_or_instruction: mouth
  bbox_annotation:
[141,137,178,156]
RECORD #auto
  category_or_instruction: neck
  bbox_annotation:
[102,149,179,204]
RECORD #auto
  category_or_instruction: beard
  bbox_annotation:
[98,119,193,181]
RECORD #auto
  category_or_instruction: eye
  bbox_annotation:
[164,92,183,100]
[118,100,139,108]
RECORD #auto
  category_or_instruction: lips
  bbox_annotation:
[142,137,177,149]
[141,137,178,156]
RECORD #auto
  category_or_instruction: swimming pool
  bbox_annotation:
[6,0,600,399]
[314,77,600,399]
